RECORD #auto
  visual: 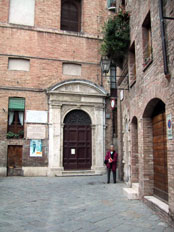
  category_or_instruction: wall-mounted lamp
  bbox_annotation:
[101,56,111,74]
[100,56,111,86]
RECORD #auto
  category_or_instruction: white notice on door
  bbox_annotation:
[71,149,75,155]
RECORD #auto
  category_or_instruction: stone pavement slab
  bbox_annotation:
[0,175,173,232]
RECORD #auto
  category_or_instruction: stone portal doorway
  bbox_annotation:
[63,110,92,170]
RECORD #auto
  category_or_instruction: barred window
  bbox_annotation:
[142,12,153,68]
[61,0,81,32]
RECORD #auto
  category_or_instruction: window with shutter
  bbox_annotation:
[61,0,81,32]
[7,98,25,138]
[107,0,116,9]
[142,12,153,69]
[129,42,136,86]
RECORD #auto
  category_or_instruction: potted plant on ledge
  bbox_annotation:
[101,7,130,67]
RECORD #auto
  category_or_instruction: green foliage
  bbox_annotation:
[7,131,24,139]
[101,8,130,66]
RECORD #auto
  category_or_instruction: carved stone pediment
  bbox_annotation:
[47,79,107,97]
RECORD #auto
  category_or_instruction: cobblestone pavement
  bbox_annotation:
[0,175,173,232]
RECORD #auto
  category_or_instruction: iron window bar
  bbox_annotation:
[163,17,174,20]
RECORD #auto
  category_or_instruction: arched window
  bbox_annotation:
[61,0,81,32]
[64,110,91,125]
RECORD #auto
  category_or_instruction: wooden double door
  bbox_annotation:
[63,125,91,170]
[63,110,92,170]
[152,113,168,202]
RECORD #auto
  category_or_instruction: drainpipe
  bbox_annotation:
[119,97,124,181]
[159,0,170,77]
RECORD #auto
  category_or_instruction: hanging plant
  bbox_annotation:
[101,7,130,66]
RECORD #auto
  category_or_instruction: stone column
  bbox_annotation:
[48,103,63,176]
[94,105,106,174]
[91,124,96,171]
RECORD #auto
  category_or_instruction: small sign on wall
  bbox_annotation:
[167,114,173,140]
[30,140,42,157]
[26,110,48,124]
[120,90,124,101]
[27,125,46,139]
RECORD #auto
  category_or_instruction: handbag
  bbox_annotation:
[104,159,108,165]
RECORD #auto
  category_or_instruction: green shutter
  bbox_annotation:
[107,0,115,8]
[9,98,25,111]
[107,0,111,8]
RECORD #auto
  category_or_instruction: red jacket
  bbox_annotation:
[105,150,118,171]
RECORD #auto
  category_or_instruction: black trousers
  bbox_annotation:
[107,168,116,183]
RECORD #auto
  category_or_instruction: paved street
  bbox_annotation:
[0,175,173,232]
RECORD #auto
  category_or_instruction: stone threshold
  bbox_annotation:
[60,170,100,177]
[144,196,169,213]
[144,196,174,228]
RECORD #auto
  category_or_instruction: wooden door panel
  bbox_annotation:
[153,113,168,202]
[7,145,23,176]
[152,113,164,123]
[153,128,165,136]
[8,146,22,168]
[153,135,166,143]
[63,125,91,170]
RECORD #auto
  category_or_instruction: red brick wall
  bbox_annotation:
[0,0,113,170]
[117,0,174,218]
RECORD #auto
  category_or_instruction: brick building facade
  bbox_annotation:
[116,0,174,223]
[0,0,117,177]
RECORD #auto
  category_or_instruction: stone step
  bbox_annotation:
[132,183,139,192]
[123,187,139,200]
[8,168,23,176]
[62,170,97,177]
[144,196,169,214]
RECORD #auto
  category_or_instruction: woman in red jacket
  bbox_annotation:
[104,145,118,184]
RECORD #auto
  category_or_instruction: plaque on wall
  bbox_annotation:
[27,125,46,139]
[26,110,48,123]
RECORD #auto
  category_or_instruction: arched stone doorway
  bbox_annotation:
[143,98,168,202]
[47,79,107,176]
[63,110,92,170]
[131,116,139,183]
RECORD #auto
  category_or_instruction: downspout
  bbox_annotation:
[159,0,170,77]
[119,94,124,181]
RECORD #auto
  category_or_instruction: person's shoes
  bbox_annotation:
[114,182,116,184]
[107,182,110,184]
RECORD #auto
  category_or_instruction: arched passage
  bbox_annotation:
[143,98,168,201]
[131,116,139,183]
[63,110,92,170]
